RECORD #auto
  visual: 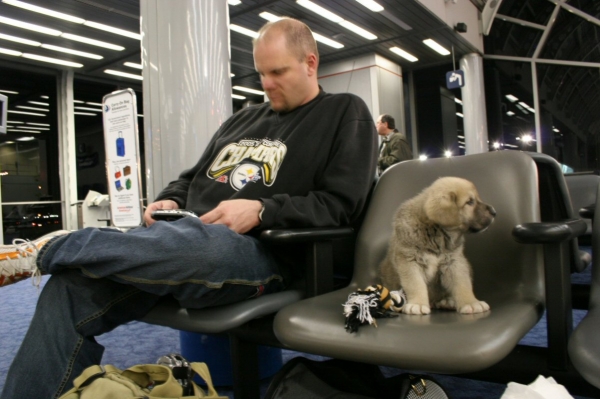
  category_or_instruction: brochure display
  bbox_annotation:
[102,89,143,228]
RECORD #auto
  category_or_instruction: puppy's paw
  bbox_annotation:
[458,300,490,314]
[435,298,456,310]
[403,303,431,315]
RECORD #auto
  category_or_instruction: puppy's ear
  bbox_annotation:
[423,191,461,227]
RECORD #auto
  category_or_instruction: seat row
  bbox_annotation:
[141,150,600,399]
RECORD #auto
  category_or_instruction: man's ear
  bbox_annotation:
[423,191,460,227]
[305,53,318,76]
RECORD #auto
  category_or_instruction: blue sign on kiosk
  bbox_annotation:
[446,70,465,89]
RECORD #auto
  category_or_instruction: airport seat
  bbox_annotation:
[527,152,592,274]
[140,225,355,399]
[569,183,600,389]
[273,151,596,396]
[564,172,600,239]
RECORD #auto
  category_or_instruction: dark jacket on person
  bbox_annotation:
[378,132,412,175]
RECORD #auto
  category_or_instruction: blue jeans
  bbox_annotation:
[1,218,283,399]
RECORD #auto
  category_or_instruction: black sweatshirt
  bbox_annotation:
[155,90,377,231]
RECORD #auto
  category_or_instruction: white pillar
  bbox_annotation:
[57,70,78,230]
[140,0,232,202]
[460,53,489,155]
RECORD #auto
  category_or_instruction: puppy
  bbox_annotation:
[379,177,496,315]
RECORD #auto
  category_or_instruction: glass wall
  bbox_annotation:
[0,65,62,243]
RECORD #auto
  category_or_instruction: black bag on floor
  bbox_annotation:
[264,357,450,399]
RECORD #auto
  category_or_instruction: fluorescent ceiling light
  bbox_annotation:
[506,111,515,116]
[505,94,518,102]
[41,44,103,59]
[2,0,85,23]
[0,33,40,46]
[74,112,97,116]
[296,0,343,23]
[124,62,142,69]
[259,12,281,22]
[86,102,103,106]
[389,47,418,62]
[7,120,24,123]
[553,127,560,132]
[61,33,124,51]
[339,21,377,41]
[28,101,49,106]
[73,100,85,104]
[296,0,377,40]
[355,0,384,12]
[40,95,48,99]
[233,85,265,95]
[9,129,40,133]
[22,53,83,67]
[8,110,45,116]
[83,21,141,40]
[1,90,19,94]
[26,122,50,126]
[104,69,143,80]
[16,105,48,112]
[16,136,36,141]
[138,114,144,117]
[456,112,464,118]
[228,0,242,5]
[0,16,61,35]
[232,94,246,100]
[455,98,462,104]
[312,32,344,49]
[230,73,235,77]
[74,106,101,112]
[0,47,22,56]
[229,24,258,38]
[423,39,450,55]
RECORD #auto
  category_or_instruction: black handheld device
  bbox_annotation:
[151,209,198,222]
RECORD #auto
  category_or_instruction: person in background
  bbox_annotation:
[376,114,412,175]
[0,18,377,399]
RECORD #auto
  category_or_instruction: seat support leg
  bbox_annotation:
[230,334,260,399]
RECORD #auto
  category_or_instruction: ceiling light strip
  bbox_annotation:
[229,24,259,38]
[0,15,61,35]
[61,33,124,51]
[296,0,377,40]
[422,39,450,55]
[389,46,418,62]
[355,0,383,12]
[232,85,264,95]
[8,110,46,116]
[22,53,83,67]
[2,0,85,23]
[104,69,143,80]
[41,44,103,59]
[2,0,141,39]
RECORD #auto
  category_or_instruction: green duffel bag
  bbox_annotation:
[59,362,227,399]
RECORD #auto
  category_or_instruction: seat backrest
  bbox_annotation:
[351,150,543,303]
[565,173,600,234]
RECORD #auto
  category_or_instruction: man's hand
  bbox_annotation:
[144,199,180,226]
[200,199,262,234]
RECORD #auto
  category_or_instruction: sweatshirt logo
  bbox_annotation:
[208,138,287,191]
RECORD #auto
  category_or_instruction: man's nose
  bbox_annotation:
[261,76,275,90]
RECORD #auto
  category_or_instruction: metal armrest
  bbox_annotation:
[512,219,587,244]
[260,227,355,243]
[512,218,587,370]
[261,227,355,298]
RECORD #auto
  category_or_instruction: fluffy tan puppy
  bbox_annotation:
[379,177,496,315]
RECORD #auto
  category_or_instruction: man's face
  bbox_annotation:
[254,35,317,113]
[376,116,388,136]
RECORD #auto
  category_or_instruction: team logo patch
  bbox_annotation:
[216,175,228,183]
[230,163,262,191]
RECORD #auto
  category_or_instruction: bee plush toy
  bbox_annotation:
[342,285,406,333]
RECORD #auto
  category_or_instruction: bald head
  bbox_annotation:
[253,18,319,64]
